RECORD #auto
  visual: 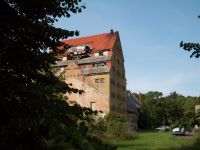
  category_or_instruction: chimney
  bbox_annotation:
[110,29,114,34]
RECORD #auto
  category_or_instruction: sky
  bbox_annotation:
[55,0,200,96]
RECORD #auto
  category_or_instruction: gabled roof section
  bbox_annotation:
[127,90,141,113]
[62,32,118,51]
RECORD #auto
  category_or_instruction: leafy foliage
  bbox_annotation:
[0,0,115,149]
[180,41,200,58]
[89,115,135,141]
[180,16,200,58]
[138,91,200,130]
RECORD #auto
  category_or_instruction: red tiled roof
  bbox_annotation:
[62,32,118,51]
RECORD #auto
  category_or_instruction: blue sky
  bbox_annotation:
[55,0,200,96]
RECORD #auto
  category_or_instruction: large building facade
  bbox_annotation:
[54,31,127,116]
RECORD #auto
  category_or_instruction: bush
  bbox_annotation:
[89,114,136,140]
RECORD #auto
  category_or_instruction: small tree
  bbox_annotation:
[89,114,135,140]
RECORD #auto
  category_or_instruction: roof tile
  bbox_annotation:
[62,32,118,51]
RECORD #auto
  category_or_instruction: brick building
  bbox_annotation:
[54,31,127,116]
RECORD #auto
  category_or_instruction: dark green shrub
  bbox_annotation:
[89,114,136,140]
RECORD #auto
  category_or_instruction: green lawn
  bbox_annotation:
[111,131,199,150]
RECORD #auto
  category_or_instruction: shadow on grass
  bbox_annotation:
[117,142,200,150]
[158,141,200,150]
[117,143,150,150]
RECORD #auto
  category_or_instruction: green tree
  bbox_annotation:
[138,91,164,129]
[175,97,200,131]
[0,0,115,149]
[138,91,194,129]
[145,91,163,100]
[137,90,200,130]
[164,92,185,123]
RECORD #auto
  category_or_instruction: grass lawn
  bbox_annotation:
[111,131,199,150]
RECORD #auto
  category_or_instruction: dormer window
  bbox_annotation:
[67,45,92,60]
[103,51,108,56]
[94,51,108,57]
[99,52,103,56]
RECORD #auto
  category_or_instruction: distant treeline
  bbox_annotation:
[133,91,200,130]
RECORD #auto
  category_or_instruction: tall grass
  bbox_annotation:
[111,131,199,150]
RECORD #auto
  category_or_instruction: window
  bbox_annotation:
[100,78,105,83]
[113,92,116,98]
[103,51,108,56]
[118,95,121,100]
[112,105,115,111]
[60,67,64,72]
[94,53,99,57]
[122,97,126,101]
[93,64,97,68]
[97,63,105,67]
[113,80,116,86]
[84,64,89,69]
[117,70,120,76]
[121,73,125,79]
[117,59,120,64]
[93,63,106,68]
[95,78,105,83]
[95,52,106,57]
[112,66,115,73]
[99,52,103,56]
[117,82,120,87]
[111,79,116,85]
[62,57,67,61]
[90,102,96,110]
[95,79,99,83]
[111,91,114,98]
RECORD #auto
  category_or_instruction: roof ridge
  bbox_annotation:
[63,32,117,42]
